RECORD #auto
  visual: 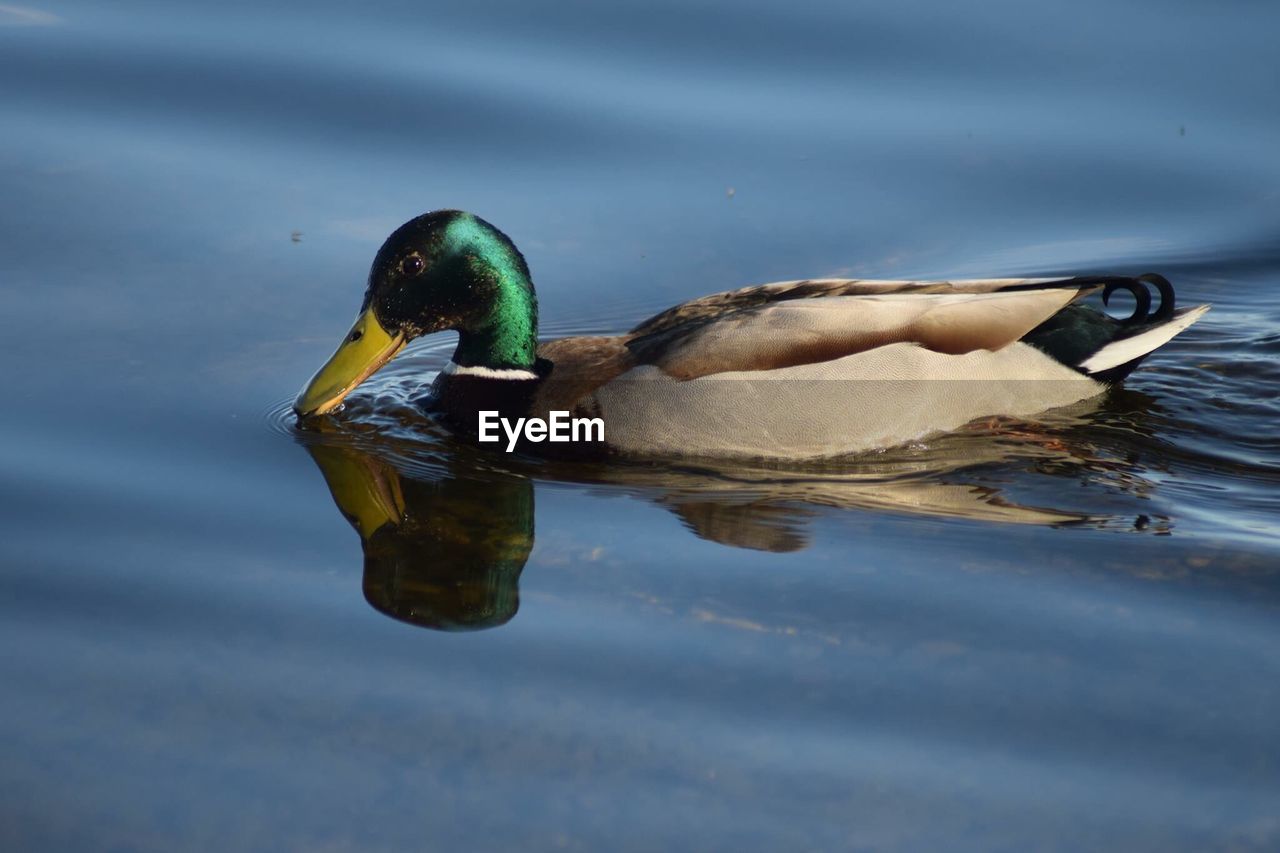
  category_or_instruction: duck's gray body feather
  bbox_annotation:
[433,276,1208,459]
[591,341,1100,458]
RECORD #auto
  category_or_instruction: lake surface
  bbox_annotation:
[3,1,1279,850]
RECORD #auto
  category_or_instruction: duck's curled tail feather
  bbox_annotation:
[1023,273,1209,383]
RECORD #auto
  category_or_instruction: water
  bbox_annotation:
[3,1,1279,849]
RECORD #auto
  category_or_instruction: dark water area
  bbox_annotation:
[3,1,1280,850]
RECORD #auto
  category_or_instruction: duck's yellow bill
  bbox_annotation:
[294,308,406,416]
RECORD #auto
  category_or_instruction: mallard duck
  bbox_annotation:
[294,210,1210,459]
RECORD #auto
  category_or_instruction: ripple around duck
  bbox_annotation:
[261,398,300,439]
[267,337,1279,544]
[269,380,1237,542]
[263,250,1280,547]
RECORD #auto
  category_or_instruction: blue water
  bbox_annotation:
[3,1,1279,850]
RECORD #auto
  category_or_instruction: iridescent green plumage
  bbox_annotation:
[441,213,539,369]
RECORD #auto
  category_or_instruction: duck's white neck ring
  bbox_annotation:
[442,360,539,380]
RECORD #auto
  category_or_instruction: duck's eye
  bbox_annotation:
[400,254,425,276]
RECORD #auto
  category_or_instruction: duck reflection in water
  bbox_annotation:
[300,389,1169,632]
[307,444,533,631]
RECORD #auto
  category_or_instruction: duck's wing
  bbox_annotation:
[629,277,1067,337]
[627,277,1102,380]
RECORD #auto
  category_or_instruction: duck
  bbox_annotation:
[293,210,1210,459]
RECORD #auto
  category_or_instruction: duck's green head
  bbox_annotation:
[294,210,538,416]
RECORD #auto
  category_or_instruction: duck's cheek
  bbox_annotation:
[293,307,407,417]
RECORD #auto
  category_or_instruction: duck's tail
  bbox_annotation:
[1023,273,1210,383]
[1078,303,1211,379]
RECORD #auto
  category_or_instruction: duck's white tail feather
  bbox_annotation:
[1078,304,1211,375]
